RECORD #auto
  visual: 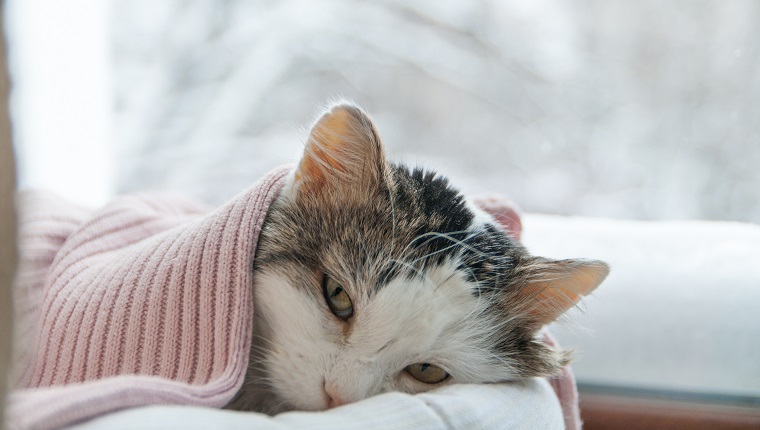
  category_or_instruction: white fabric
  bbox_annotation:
[523,214,760,397]
[66,379,563,430]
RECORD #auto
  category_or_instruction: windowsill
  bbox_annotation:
[522,214,760,402]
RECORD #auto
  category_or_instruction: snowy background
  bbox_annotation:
[110,0,760,223]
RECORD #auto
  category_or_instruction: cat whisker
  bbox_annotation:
[415,231,495,261]
[388,179,398,251]
[385,258,431,285]
[432,271,459,294]
[398,229,472,259]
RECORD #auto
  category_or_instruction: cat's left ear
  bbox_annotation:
[292,102,388,198]
[511,257,609,329]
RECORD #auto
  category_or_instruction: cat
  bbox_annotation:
[227,102,609,413]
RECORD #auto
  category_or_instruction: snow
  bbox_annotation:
[524,214,760,397]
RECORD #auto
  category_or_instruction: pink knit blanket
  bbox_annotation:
[8,167,580,430]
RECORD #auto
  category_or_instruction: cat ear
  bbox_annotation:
[473,195,523,241]
[293,103,387,196]
[513,257,609,328]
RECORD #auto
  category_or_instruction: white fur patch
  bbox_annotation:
[253,253,521,411]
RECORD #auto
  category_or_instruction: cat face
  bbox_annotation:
[235,103,608,413]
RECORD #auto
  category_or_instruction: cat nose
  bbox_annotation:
[324,381,347,409]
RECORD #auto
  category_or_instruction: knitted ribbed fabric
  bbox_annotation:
[7,171,580,430]
[9,166,289,430]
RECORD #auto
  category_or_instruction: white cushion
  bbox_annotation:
[67,379,563,430]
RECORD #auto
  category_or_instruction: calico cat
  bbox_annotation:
[228,103,608,413]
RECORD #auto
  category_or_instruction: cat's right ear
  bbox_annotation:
[292,103,388,198]
[510,257,610,330]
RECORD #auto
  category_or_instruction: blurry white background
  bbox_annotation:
[6,0,113,206]
[7,0,760,223]
[5,0,760,405]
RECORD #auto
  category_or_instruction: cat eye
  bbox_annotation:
[323,275,353,320]
[405,363,449,384]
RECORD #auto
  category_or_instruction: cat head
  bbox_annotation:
[247,102,608,412]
